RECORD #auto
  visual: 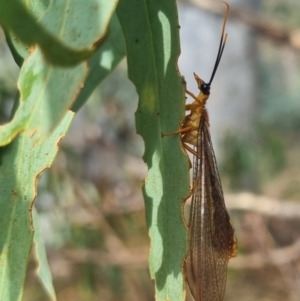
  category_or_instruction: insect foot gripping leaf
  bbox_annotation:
[0,112,74,301]
[162,2,237,301]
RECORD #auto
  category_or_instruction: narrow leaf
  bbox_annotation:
[33,207,56,301]
[117,0,189,300]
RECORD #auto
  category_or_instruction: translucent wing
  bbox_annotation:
[184,111,237,301]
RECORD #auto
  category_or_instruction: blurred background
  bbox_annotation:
[1,0,300,300]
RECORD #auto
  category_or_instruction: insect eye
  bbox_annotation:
[201,83,211,95]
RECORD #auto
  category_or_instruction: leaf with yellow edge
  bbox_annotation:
[0,111,74,301]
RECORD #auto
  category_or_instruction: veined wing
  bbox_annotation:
[184,110,237,301]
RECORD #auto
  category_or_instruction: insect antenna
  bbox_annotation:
[208,2,230,86]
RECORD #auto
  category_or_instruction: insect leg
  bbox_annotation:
[161,125,195,137]
[186,89,199,102]
[182,142,200,159]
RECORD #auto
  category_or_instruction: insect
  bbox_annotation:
[162,2,237,301]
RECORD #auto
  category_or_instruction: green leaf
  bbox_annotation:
[5,0,50,66]
[0,49,86,146]
[1,0,118,66]
[0,111,74,301]
[117,0,189,300]
[72,13,126,112]
[33,207,56,301]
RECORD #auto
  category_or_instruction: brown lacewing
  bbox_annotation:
[163,2,237,301]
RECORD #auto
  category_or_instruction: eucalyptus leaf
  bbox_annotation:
[117,0,189,299]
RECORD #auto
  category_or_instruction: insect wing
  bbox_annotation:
[184,114,236,301]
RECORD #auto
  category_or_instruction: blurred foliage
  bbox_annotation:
[221,123,286,192]
[259,47,300,132]
[262,0,300,28]
[221,3,300,197]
